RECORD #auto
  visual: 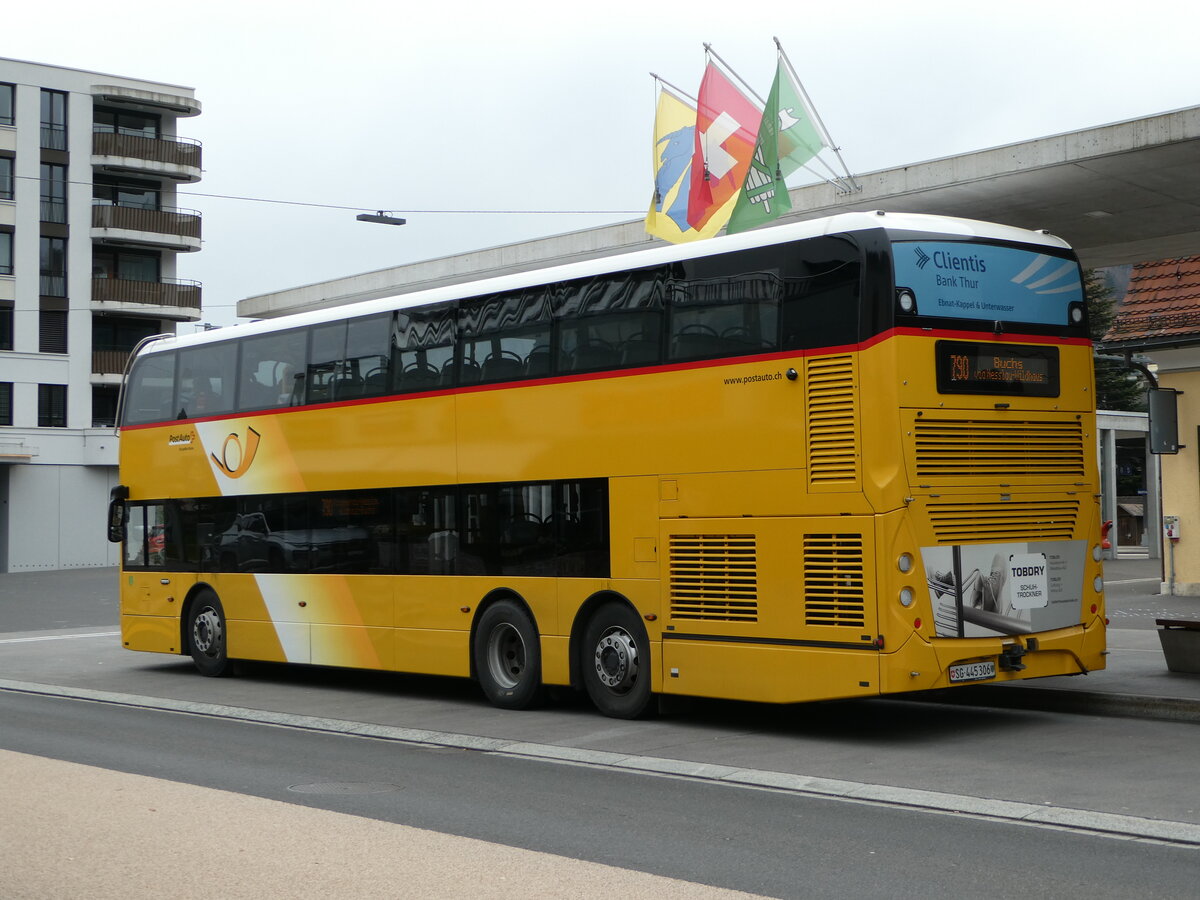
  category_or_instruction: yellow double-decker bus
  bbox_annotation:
[109,211,1105,718]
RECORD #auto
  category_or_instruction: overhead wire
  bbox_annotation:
[7,173,642,215]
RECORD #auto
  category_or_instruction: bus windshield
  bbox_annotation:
[891,240,1085,329]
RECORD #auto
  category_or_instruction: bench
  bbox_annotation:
[1156,619,1200,674]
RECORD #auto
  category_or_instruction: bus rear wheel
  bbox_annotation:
[582,602,652,719]
[187,589,232,677]
[474,599,543,710]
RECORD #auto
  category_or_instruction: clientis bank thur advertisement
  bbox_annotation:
[892,241,1084,326]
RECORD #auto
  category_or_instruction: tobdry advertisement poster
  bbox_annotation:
[921,540,1086,637]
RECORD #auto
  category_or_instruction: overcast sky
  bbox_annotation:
[6,0,1200,327]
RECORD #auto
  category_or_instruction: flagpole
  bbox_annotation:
[774,37,860,193]
[703,43,848,195]
[702,43,766,107]
[649,72,697,106]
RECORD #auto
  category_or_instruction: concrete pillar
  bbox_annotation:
[1102,427,1119,560]
[1145,435,1162,559]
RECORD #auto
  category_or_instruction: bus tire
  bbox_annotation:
[581,602,653,719]
[474,599,542,710]
[187,589,232,677]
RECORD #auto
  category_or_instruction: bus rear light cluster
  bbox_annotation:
[899,587,915,608]
[1094,576,1104,593]
[897,553,914,573]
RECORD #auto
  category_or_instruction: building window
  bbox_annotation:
[0,155,12,201]
[0,306,11,350]
[92,385,119,428]
[93,314,158,352]
[40,309,67,353]
[0,382,11,426]
[0,231,11,276]
[40,89,67,151]
[93,106,159,139]
[93,248,160,283]
[40,163,66,224]
[0,83,13,127]
[38,384,67,427]
[40,236,66,297]
[93,175,159,210]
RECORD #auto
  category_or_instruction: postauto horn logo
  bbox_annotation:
[211,426,261,478]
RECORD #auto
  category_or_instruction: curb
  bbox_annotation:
[916,685,1200,724]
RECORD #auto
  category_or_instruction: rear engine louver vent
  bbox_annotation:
[803,534,866,627]
[669,534,758,622]
[927,499,1080,543]
[913,418,1086,480]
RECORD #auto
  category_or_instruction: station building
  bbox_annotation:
[0,57,202,571]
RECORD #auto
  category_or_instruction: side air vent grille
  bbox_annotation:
[803,533,866,627]
[668,534,758,622]
[807,355,859,488]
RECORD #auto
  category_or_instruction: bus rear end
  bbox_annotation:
[867,223,1106,694]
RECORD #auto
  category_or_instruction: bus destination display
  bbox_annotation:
[935,341,1059,396]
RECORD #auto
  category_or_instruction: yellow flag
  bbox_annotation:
[645,86,727,243]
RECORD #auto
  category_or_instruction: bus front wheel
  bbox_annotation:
[582,602,652,719]
[474,599,543,710]
[187,589,232,677]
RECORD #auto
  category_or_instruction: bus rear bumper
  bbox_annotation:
[880,617,1107,694]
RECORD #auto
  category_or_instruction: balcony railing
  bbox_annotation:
[92,202,201,240]
[93,349,132,375]
[93,129,202,170]
[92,276,201,309]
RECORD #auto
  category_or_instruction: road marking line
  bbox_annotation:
[1,676,1198,848]
[0,631,119,645]
[1104,578,1161,585]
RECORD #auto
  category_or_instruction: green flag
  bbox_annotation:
[727,59,826,234]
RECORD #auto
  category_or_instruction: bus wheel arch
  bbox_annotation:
[470,590,543,710]
[573,592,654,719]
[182,584,233,677]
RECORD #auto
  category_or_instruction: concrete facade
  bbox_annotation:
[0,58,201,571]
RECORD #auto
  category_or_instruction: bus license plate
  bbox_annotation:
[949,661,996,684]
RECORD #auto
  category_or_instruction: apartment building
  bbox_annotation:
[0,58,201,570]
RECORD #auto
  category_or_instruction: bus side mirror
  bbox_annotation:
[107,484,129,543]
[1148,387,1182,455]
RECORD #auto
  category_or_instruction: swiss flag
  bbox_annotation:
[686,62,762,231]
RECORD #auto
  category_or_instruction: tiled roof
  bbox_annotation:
[1104,256,1200,345]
